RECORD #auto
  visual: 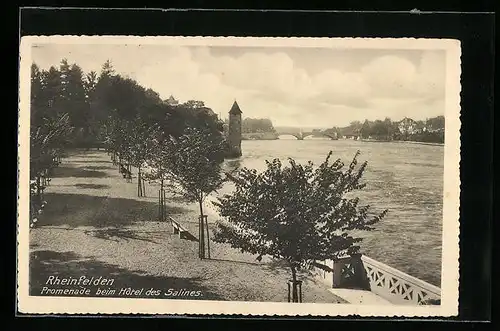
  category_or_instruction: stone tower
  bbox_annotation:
[228,100,242,157]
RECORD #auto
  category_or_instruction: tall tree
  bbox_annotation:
[242,118,276,133]
[30,112,73,208]
[84,70,99,138]
[184,100,205,109]
[128,115,158,197]
[145,88,162,104]
[59,59,71,97]
[360,120,372,139]
[41,66,63,115]
[100,59,115,79]
[383,117,394,139]
[56,62,89,145]
[163,126,227,259]
[212,151,387,302]
[103,75,149,120]
[141,127,173,223]
[426,116,445,131]
[92,60,117,137]
[84,70,98,96]
[67,64,89,127]
[30,63,45,125]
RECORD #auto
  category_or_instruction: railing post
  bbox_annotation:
[332,258,346,288]
[351,253,370,290]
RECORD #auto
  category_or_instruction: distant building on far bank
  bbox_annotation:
[165,95,179,106]
[398,117,417,135]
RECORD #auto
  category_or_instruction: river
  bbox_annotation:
[216,137,444,287]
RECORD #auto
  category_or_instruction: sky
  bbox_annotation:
[32,43,446,128]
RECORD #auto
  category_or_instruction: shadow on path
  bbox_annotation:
[30,250,222,300]
[69,154,103,159]
[51,166,108,178]
[34,226,172,244]
[207,258,261,266]
[40,193,190,228]
[263,259,328,284]
[263,258,297,277]
[80,165,115,171]
[73,183,111,189]
[85,228,160,244]
[167,196,192,204]
[179,231,198,242]
[71,160,113,164]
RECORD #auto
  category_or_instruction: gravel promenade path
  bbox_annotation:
[30,149,345,303]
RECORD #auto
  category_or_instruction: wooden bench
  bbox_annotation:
[169,217,188,239]
[120,165,133,182]
[125,171,132,182]
[41,175,51,187]
[30,181,46,195]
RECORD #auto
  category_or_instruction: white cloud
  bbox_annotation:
[312,69,371,107]
[32,44,446,127]
[361,55,417,98]
[414,51,446,98]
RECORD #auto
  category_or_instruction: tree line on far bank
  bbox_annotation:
[325,116,445,143]
[30,59,388,303]
[227,114,444,144]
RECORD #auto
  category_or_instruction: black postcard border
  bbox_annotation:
[11,6,495,326]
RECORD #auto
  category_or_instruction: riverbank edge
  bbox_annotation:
[360,139,444,147]
[237,137,444,146]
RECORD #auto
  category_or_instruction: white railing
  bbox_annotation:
[312,254,441,305]
[360,255,441,305]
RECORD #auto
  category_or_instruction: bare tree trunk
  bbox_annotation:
[198,198,205,260]
[158,188,161,221]
[159,179,164,222]
[137,167,142,197]
[163,189,166,219]
[205,215,211,259]
[291,264,299,303]
[36,176,41,206]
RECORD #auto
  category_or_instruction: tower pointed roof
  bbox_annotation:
[229,100,242,115]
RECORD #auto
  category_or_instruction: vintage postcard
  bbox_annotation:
[17,36,461,316]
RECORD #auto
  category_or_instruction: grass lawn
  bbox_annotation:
[30,149,345,303]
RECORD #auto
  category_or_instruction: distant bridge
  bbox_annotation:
[275,129,338,140]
